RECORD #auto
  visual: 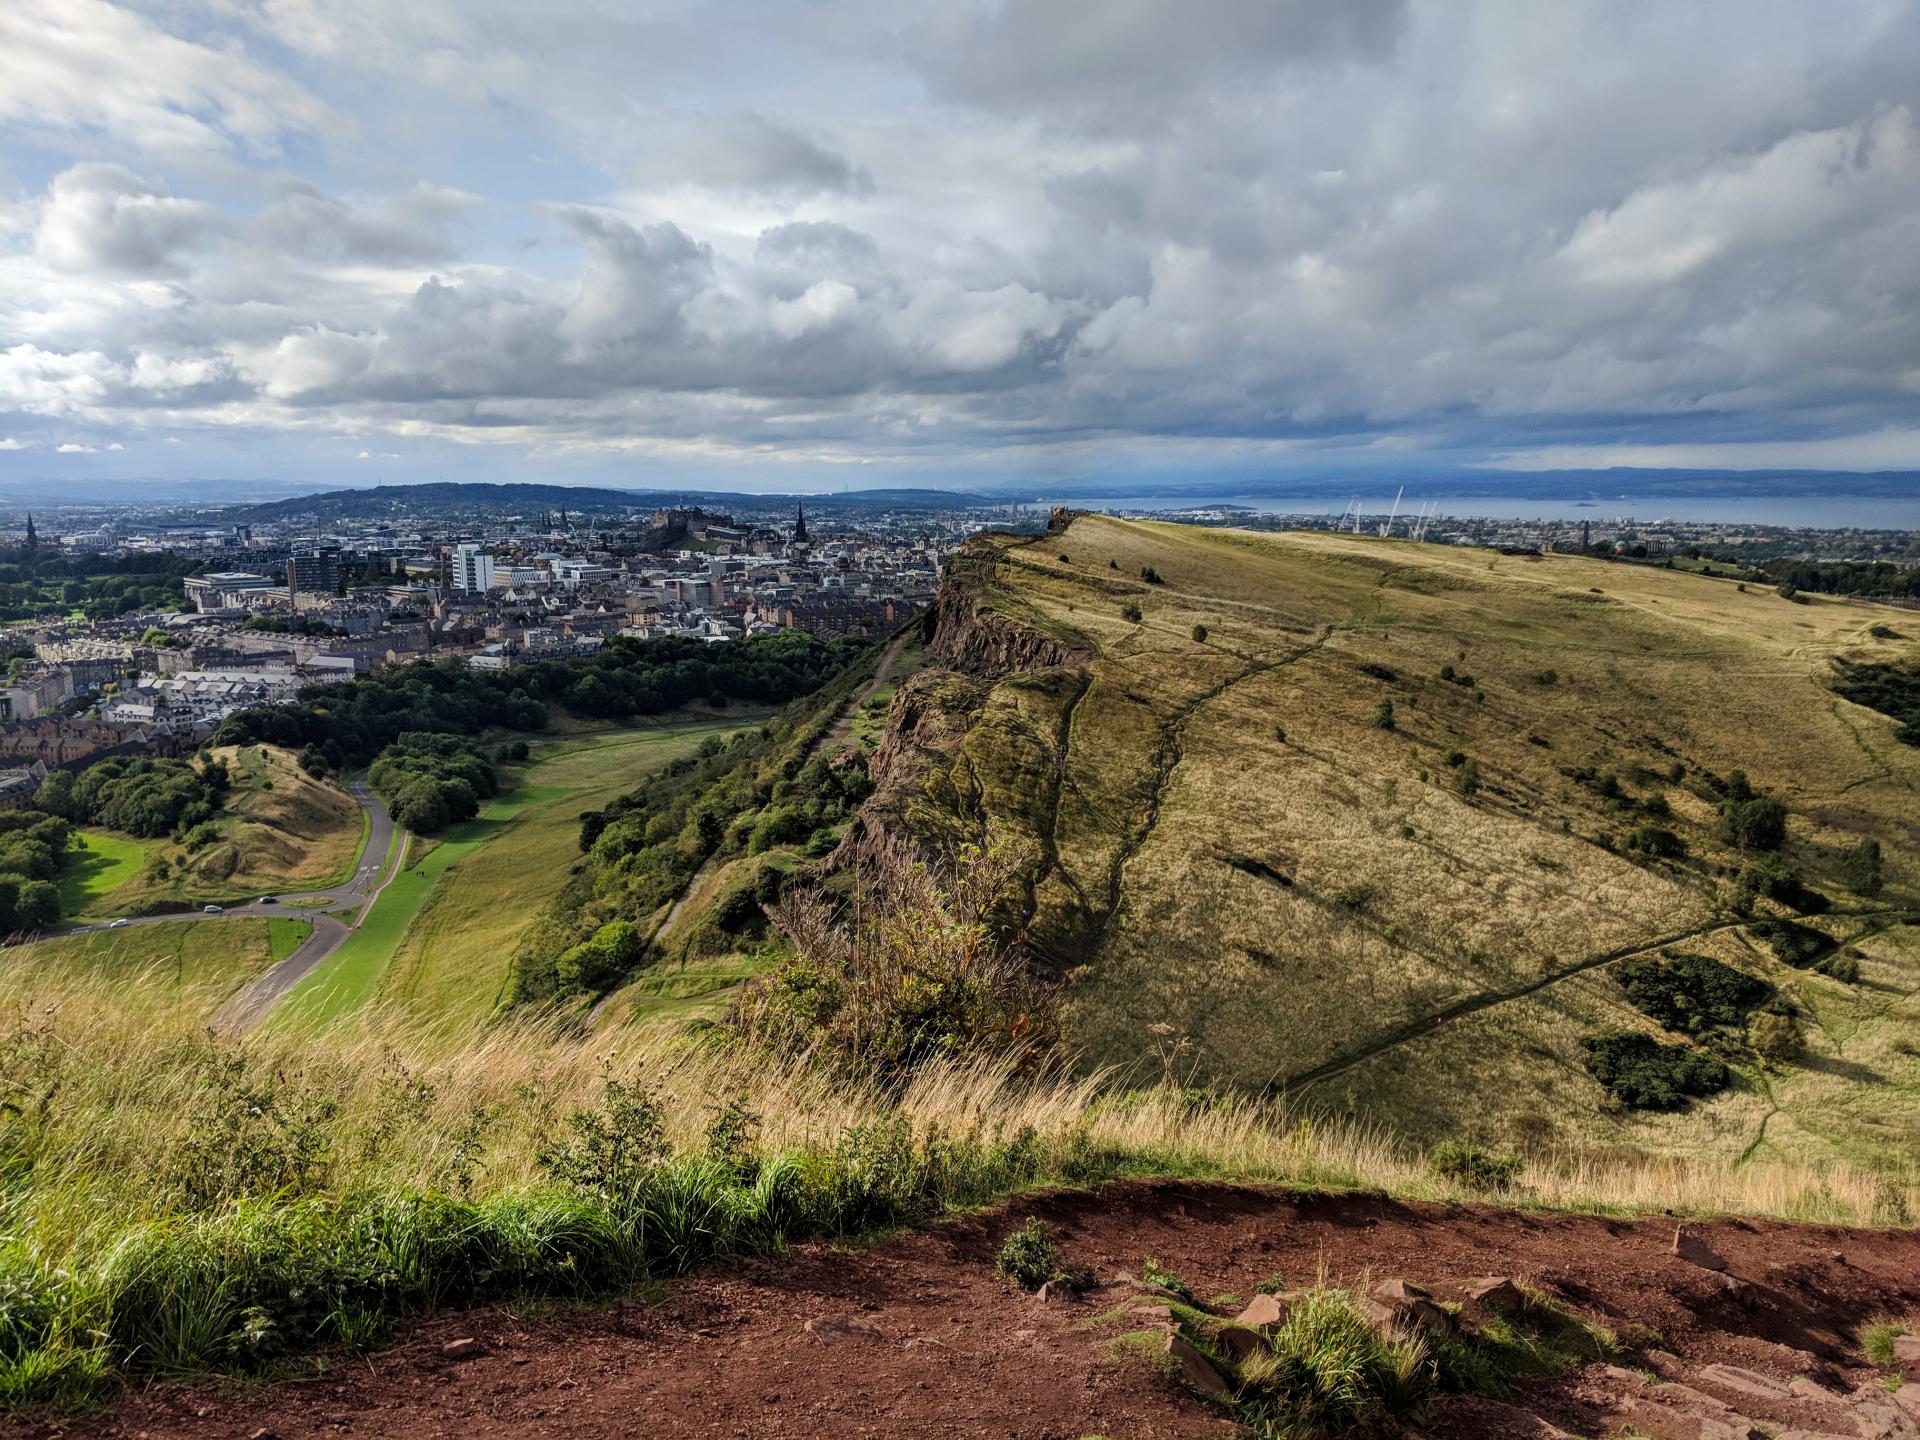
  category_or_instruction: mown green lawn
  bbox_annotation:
[57,830,149,920]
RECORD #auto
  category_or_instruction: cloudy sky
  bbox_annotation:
[2,0,1918,492]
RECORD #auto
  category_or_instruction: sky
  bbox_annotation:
[2,0,1919,494]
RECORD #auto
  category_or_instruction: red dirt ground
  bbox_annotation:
[12,1181,1920,1440]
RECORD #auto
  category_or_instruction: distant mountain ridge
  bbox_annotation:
[220,482,996,523]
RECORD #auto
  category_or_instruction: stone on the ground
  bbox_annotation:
[1789,1377,1850,1406]
[1165,1332,1231,1401]
[1035,1279,1077,1305]
[1216,1324,1267,1363]
[803,1314,885,1345]
[441,1337,483,1360]
[1672,1227,1729,1272]
[1895,1335,1920,1381]
[1374,1277,1431,1302]
[1893,1385,1920,1423]
[1696,1364,1792,1402]
[1234,1293,1292,1332]
[1129,1303,1174,1325]
[1623,1396,1763,1440]
[1461,1276,1525,1321]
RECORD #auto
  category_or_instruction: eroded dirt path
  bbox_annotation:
[24,1180,1920,1440]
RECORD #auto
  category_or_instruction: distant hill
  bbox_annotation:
[840,512,1920,1169]
[222,482,993,523]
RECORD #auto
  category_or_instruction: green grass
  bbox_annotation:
[56,830,148,920]
[3,918,309,997]
[371,718,754,1028]
[277,718,748,1029]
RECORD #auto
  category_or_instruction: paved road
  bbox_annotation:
[55,773,407,1030]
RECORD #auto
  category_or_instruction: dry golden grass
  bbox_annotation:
[877,516,1920,1164]
[3,947,1912,1270]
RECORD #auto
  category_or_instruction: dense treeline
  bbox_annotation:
[507,640,883,1008]
[0,550,198,621]
[368,733,499,834]
[35,755,229,839]
[1756,558,1920,599]
[0,810,75,933]
[213,631,865,769]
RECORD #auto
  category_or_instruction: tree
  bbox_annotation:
[1721,796,1787,851]
[1840,838,1884,895]
[1373,698,1396,730]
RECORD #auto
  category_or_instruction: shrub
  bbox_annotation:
[1582,1032,1729,1110]
[1441,749,1466,767]
[1720,795,1787,851]
[1749,917,1836,969]
[1141,1257,1193,1301]
[1868,624,1900,640]
[728,838,1058,1084]
[1234,1288,1430,1436]
[1372,699,1395,731]
[1190,624,1208,643]
[1140,566,1164,585]
[1840,838,1884,895]
[994,1217,1090,1291]
[1429,1142,1522,1193]
[1616,952,1768,1035]
[1622,825,1686,859]
[1453,758,1481,796]
[1121,602,1143,623]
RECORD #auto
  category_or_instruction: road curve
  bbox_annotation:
[49,773,407,1031]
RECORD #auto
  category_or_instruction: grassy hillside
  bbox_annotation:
[860,515,1920,1171]
[4,917,310,1001]
[93,744,364,914]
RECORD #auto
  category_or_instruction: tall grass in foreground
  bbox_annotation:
[0,957,1914,1406]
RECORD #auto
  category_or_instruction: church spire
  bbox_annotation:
[793,500,808,544]
[23,513,35,553]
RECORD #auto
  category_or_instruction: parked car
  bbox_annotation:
[108,918,129,928]
[203,904,224,914]
[259,895,279,904]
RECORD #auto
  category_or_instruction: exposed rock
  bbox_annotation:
[1164,1333,1231,1402]
[1696,1364,1793,1403]
[1374,1278,1432,1303]
[1461,1276,1525,1321]
[1644,1350,1687,1379]
[1035,1280,1078,1306]
[1673,1227,1729,1272]
[1790,1377,1851,1406]
[1894,1386,1920,1423]
[1895,1336,1920,1381]
[1623,1396,1763,1440]
[1849,1399,1919,1440]
[440,1337,484,1361]
[1216,1325,1268,1363]
[1129,1304,1174,1325]
[1234,1293,1293,1332]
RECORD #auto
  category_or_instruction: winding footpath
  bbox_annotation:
[57,773,408,1031]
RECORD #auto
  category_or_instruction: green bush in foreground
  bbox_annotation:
[995,1217,1093,1292]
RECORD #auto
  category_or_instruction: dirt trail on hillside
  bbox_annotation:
[24,1181,1920,1440]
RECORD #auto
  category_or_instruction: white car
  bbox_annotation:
[203,904,224,914]
[108,918,129,928]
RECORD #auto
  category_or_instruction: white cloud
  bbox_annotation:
[0,0,349,158]
[35,163,225,275]
[55,441,95,453]
[0,437,28,450]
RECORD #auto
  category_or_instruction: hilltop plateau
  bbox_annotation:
[840,512,1920,1169]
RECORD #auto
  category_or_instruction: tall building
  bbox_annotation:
[23,514,36,554]
[287,546,342,598]
[453,543,496,593]
[792,501,808,544]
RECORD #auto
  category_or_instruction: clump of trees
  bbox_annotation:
[368,732,499,834]
[1582,1031,1729,1110]
[0,810,74,934]
[35,755,228,839]
[1832,659,1920,746]
[1615,951,1768,1036]
[1716,771,1787,851]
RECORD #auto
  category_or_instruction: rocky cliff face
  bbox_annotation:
[834,537,1089,879]
[923,548,1086,679]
